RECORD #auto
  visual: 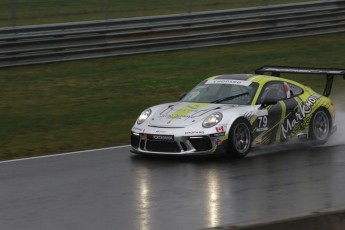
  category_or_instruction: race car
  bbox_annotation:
[131,66,345,157]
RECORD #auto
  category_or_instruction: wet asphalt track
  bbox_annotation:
[1,143,345,230]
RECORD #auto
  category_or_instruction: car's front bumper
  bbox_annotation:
[130,132,228,155]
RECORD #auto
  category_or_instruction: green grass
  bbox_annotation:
[0,0,314,26]
[1,32,345,160]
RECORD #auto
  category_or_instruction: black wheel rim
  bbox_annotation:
[312,111,329,141]
[234,123,250,154]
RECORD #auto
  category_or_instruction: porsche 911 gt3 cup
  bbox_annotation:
[131,66,345,158]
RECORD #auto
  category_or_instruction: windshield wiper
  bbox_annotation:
[211,92,249,104]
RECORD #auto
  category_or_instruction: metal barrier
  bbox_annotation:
[0,0,344,68]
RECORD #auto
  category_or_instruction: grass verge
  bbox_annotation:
[0,0,314,26]
[0,32,345,160]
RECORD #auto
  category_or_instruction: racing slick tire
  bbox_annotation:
[309,108,331,146]
[228,118,252,158]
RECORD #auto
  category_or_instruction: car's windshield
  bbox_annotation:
[181,79,258,105]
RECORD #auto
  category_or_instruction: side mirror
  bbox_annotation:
[261,96,278,108]
[179,92,187,100]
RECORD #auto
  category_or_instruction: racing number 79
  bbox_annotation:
[258,116,268,128]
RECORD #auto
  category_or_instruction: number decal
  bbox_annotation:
[257,116,268,132]
[258,116,268,129]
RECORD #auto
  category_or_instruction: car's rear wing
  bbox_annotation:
[255,66,345,97]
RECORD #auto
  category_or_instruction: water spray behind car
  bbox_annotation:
[326,101,345,147]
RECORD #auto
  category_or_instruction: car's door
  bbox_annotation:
[254,81,287,145]
[279,82,305,141]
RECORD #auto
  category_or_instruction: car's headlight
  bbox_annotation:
[202,112,223,128]
[137,109,152,125]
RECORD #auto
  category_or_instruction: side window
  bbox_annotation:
[259,82,285,103]
[286,83,303,97]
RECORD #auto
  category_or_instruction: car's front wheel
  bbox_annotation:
[228,119,252,158]
[309,108,331,145]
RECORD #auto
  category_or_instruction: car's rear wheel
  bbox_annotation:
[309,108,331,145]
[228,119,252,158]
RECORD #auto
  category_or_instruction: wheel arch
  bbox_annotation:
[225,115,253,136]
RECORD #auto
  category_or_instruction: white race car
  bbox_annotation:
[131,66,344,157]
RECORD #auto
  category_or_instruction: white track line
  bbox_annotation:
[0,145,131,164]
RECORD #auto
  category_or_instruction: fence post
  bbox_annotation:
[10,0,17,27]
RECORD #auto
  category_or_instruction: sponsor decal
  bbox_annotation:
[155,130,167,133]
[206,79,251,86]
[215,126,225,132]
[252,138,262,147]
[161,114,194,120]
[210,132,225,137]
[147,134,174,141]
[185,131,205,135]
[214,139,223,146]
[187,104,201,110]
[256,127,268,132]
[163,103,209,123]
[281,94,321,139]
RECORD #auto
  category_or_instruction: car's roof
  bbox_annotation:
[209,74,305,88]
[211,74,255,80]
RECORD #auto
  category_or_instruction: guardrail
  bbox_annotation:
[0,0,344,68]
